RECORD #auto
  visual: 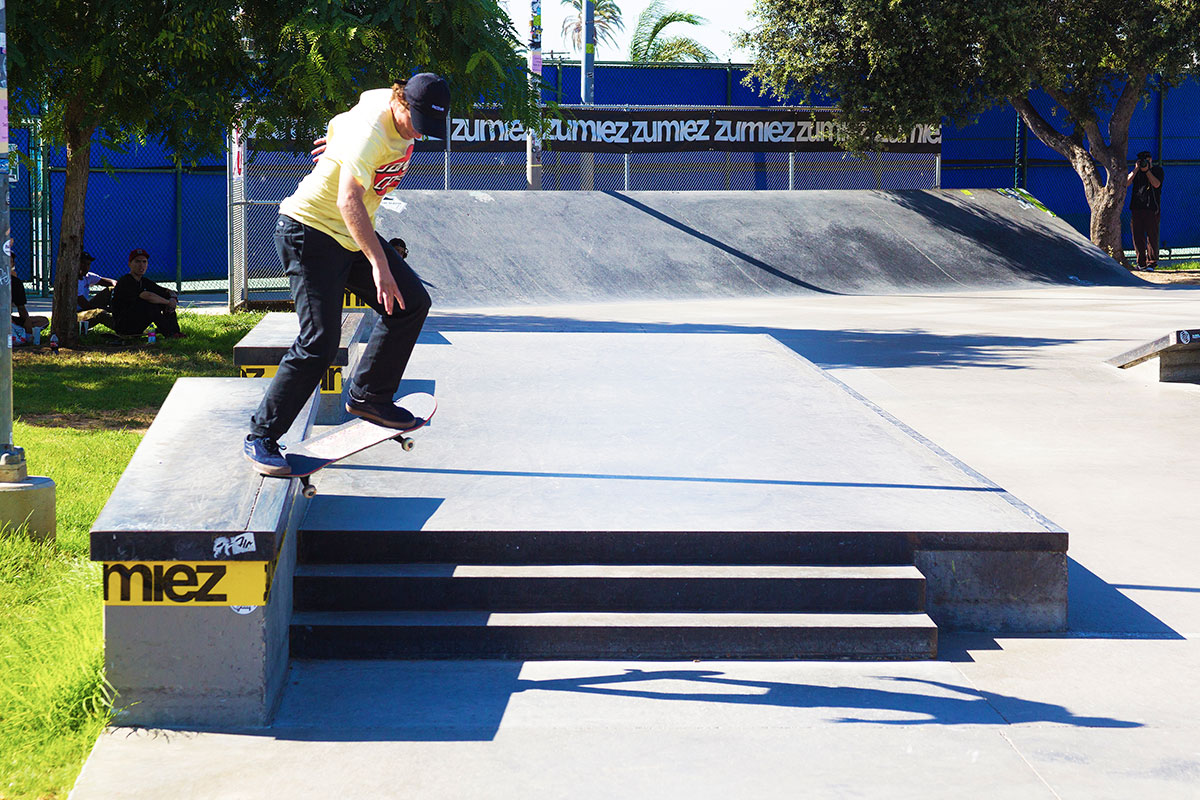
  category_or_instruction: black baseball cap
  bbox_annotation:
[405,73,450,140]
[1137,150,1153,159]
[80,251,95,263]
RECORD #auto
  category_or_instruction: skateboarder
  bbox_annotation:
[244,74,449,475]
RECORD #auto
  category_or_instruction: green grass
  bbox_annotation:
[1,311,262,800]
[1154,260,1200,272]
[16,312,262,417]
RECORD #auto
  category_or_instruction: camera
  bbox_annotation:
[1137,156,1151,169]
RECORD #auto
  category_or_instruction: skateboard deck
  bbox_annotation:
[283,392,437,497]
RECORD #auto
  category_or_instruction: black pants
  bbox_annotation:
[114,302,181,336]
[249,215,432,440]
[1130,208,1161,268]
[78,288,113,311]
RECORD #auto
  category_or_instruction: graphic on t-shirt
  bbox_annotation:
[373,144,415,195]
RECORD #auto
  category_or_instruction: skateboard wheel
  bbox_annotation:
[401,437,415,452]
[302,484,317,499]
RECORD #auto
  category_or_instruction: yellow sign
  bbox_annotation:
[103,561,273,606]
[241,365,342,394]
[239,365,278,379]
[343,290,371,309]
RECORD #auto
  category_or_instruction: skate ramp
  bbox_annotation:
[374,189,1142,307]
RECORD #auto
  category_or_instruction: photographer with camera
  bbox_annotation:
[1127,150,1165,271]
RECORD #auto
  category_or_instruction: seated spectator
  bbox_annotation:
[6,229,32,338]
[111,248,184,338]
[388,237,408,260]
[76,252,117,311]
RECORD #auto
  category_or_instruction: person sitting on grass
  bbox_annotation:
[111,248,185,338]
[6,228,36,342]
[76,251,117,311]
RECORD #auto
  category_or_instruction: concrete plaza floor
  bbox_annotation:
[72,284,1200,799]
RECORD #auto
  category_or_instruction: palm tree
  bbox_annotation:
[560,0,625,55]
[629,0,715,63]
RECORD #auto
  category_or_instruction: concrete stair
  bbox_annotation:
[290,530,939,660]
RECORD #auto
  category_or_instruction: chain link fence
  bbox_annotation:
[11,125,228,297]
[229,103,940,307]
[18,62,1200,306]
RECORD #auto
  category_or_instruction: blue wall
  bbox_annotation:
[23,65,1200,286]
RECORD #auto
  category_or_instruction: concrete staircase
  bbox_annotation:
[290,530,938,660]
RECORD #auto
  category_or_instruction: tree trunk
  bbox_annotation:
[1009,77,1144,267]
[50,116,94,348]
[1089,184,1126,262]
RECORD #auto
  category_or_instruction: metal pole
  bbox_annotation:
[935,154,941,189]
[581,1,594,103]
[788,152,795,190]
[624,152,630,191]
[526,0,543,190]
[0,3,25,480]
[580,0,595,190]
[1157,86,1165,161]
[175,156,183,293]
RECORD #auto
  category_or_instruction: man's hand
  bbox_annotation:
[311,137,328,163]
[371,260,405,315]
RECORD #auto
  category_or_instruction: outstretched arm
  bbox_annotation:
[337,169,405,314]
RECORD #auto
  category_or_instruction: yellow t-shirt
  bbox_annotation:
[278,89,416,252]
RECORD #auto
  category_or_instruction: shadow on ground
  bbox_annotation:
[428,313,1106,371]
[263,658,1142,744]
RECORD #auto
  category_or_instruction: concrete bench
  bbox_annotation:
[89,378,316,728]
[234,311,371,423]
[1108,328,1200,382]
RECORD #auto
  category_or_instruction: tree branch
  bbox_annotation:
[1010,93,1103,199]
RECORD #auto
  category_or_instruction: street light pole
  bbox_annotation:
[0,0,18,478]
[0,5,57,541]
[580,0,595,189]
[526,0,543,190]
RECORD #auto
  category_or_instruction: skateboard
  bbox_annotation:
[282,392,437,498]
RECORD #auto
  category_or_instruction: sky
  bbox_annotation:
[501,0,758,63]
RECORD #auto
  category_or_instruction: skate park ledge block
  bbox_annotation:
[1107,328,1200,383]
[914,545,1067,631]
[89,377,317,728]
[234,311,370,422]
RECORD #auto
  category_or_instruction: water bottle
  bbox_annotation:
[49,333,59,354]
[148,326,157,345]
[32,327,41,345]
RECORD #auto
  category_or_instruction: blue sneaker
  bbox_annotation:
[244,435,291,476]
[345,394,418,430]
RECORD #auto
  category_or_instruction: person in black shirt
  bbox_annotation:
[1127,150,1165,271]
[111,248,184,337]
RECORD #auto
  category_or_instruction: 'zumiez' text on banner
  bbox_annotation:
[417,108,940,155]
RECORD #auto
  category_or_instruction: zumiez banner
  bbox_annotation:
[417,108,941,154]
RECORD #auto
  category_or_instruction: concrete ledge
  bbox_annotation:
[90,378,316,728]
[233,311,370,423]
[1108,328,1200,382]
[915,550,1067,632]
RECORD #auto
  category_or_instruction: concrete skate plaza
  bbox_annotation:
[304,331,1044,535]
[75,191,1200,797]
